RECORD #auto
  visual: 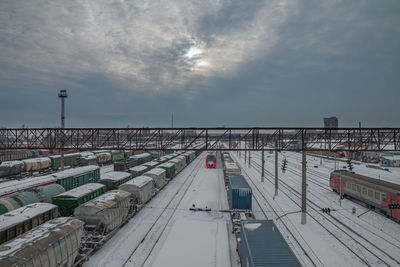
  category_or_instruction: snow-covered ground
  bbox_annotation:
[86,153,238,267]
[230,150,400,266]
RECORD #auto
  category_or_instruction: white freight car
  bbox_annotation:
[0,217,84,267]
[119,176,153,204]
[144,168,166,189]
[74,190,131,232]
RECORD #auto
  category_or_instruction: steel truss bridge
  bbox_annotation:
[0,127,399,151]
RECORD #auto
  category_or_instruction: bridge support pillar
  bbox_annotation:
[261,147,265,182]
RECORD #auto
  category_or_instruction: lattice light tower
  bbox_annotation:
[58,90,68,128]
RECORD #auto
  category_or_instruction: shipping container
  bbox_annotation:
[52,183,106,216]
[239,220,301,267]
[100,171,132,190]
[0,217,84,267]
[0,203,58,244]
[144,168,166,189]
[74,190,131,232]
[119,176,153,204]
[158,162,176,179]
[227,175,252,210]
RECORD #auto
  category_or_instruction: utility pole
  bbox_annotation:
[301,141,307,225]
[261,137,265,182]
[275,140,278,197]
[58,90,67,171]
[248,149,251,168]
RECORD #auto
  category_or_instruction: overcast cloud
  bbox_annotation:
[0,0,399,128]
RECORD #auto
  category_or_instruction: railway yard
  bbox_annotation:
[0,145,399,267]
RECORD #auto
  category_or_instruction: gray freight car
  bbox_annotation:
[0,217,84,267]
[239,220,301,267]
[74,190,131,232]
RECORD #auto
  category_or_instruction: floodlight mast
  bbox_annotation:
[58,90,67,170]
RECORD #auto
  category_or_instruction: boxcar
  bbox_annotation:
[111,150,125,162]
[49,153,81,170]
[156,156,169,164]
[96,152,112,164]
[144,168,166,189]
[330,170,400,221]
[100,171,132,190]
[228,175,252,210]
[74,190,131,232]
[114,158,140,172]
[0,217,84,267]
[129,153,152,165]
[158,162,176,179]
[52,183,106,216]
[51,165,101,191]
[119,176,153,204]
[0,203,58,244]
[239,220,301,267]
[129,165,150,177]
[169,158,184,174]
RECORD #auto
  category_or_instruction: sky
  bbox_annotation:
[0,0,399,128]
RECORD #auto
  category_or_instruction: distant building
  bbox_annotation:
[324,117,338,129]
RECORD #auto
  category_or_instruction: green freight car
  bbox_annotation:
[50,166,100,191]
[52,183,106,216]
[114,158,140,172]
[111,151,125,162]
[158,163,176,180]
[49,153,81,170]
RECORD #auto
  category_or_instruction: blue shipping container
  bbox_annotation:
[240,220,301,267]
[228,175,252,210]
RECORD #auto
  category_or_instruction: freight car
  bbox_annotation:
[0,203,58,244]
[158,162,176,179]
[49,153,81,170]
[142,160,159,170]
[330,170,400,221]
[96,152,112,165]
[239,220,301,267]
[0,184,65,215]
[169,158,185,173]
[0,161,24,178]
[0,217,84,267]
[227,175,252,210]
[22,157,51,172]
[52,183,106,216]
[129,165,150,177]
[119,176,154,204]
[99,171,132,190]
[51,165,101,191]
[144,168,166,189]
[0,175,57,197]
[129,153,152,165]
[74,190,131,233]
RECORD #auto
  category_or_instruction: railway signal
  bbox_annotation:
[281,158,287,173]
[322,208,331,214]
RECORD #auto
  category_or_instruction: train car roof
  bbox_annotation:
[332,170,400,191]
[100,171,131,182]
[0,203,57,231]
[0,176,56,197]
[54,183,105,199]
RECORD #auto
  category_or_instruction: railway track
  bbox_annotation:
[237,152,400,266]
[253,151,400,248]
[122,153,204,267]
[231,154,323,267]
